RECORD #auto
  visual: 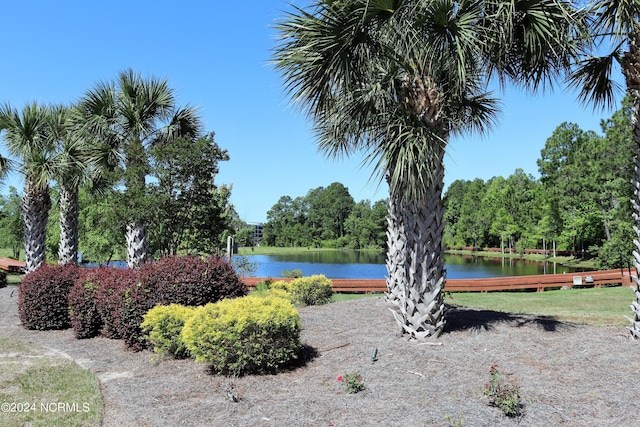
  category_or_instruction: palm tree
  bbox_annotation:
[76,69,201,268]
[568,0,640,339]
[274,0,581,339]
[49,105,101,265]
[0,102,57,273]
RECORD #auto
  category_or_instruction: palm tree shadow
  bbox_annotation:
[444,304,570,334]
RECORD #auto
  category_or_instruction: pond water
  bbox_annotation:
[243,251,580,279]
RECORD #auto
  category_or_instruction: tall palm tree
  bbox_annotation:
[76,69,201,268]
[569,0,640,339]
[49,105,101,265]
[274,0,581,339]
[0,103,57,273]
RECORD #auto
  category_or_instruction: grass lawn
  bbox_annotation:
[445,285,636,326]
[327,285,636,326]
[0,337,103,426]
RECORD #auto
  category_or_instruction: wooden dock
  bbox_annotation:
[241,268,636,293]
[0,258,25,273]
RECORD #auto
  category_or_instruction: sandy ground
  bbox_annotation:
[1,285,640,426]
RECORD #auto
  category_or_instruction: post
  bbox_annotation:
[227,236,234,261]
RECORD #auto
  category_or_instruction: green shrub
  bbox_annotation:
[275,275,333,306]
[281,269,303,278]
[251,281,292,301]
[141,304,196,359]
[484,363,521,417]
[181,294,302,375]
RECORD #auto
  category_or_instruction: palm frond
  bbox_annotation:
[567,51,623,109]
[153,105,202,145]
[592,0,640,38]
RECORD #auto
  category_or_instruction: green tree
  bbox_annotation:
[304,182,355,245]
[568,0,640,338]
[147,133,232,256]
[457,179,489,248]
[588,100,634,267]
[537,118,632,259]
[0,188,24,259]
[264,196,296,247]
[345,200,377,249]
[77,69,201,268]
[443,179,471,247]
[274,0,580,338]
[538,123,595,253]
[77,188,126,264]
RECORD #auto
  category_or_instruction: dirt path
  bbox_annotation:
[2,285,640,426]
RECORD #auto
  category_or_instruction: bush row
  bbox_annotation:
[18,256,248,351]
[142,291,302,375]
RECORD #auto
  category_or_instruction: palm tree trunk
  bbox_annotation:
[126,222,148,268]
[58,184,79,265]
[22,183,51,274]
[623,29,640,339]
[124,138,150,268]
[385,148,447,339]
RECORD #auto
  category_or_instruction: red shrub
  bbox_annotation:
[92,267,139,339]
[119,256,248,351]
[138,255,248,306]
[68,269,104,339]
[18,264,80,330]
[43,256,247,351]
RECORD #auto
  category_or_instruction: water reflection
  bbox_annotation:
[245,251,580,279]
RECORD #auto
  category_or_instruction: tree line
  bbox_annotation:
[262,182,387,249]
[262,100,635,270]
[444,100,634,268]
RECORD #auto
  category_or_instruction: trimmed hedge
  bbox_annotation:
[69,267,139,339]
[120,256,248,351]
[68,272,102,339]
[141,304,196,359]
[271,275,333,306]
[137,256,248,306]
[18,264,81,330]
[93,267,140,339]
[182,294,302,375]
[24,256,248,352]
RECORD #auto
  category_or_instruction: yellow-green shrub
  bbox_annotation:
[251,285,293,303]
[181,295,302,375]
[270,280,291,292]
[141,304,196,359]
[292,275,334,306]
[270,276,333,305]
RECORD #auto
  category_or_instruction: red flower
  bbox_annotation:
[337,376,343,382]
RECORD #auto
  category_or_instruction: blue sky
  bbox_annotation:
[0,0,621,223]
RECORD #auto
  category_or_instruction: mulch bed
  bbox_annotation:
[1,285,639,426]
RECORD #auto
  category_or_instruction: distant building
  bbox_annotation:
[247,222,263,244]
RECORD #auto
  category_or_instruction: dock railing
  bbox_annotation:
[241,269,636,293]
